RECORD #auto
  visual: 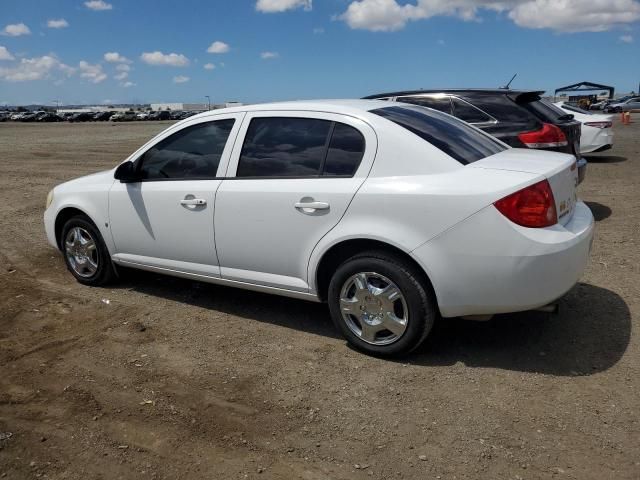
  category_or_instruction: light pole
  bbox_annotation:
[52,99,60,112]
[205,95,211,111]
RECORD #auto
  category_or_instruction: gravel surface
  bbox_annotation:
[0,118,638,479]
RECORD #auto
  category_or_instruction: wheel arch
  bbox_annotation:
[313,238,437,305]
[54,207,96,250]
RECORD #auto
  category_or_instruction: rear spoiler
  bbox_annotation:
[509,91,545,104]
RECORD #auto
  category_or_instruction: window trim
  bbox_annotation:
[234,115,366,180]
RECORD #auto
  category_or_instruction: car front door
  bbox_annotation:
[108,113,243,276]
[214,111,376,292]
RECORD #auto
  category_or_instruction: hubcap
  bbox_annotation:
[339,272,408,345]
[64,227,98,278]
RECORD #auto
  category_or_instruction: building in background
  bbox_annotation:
[150,102,243,111]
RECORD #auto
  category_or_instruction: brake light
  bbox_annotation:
[584,121,612,129]
[518,123,568,148]
[494,180,557,228]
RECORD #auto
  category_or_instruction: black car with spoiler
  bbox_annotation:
[363,89,586,183]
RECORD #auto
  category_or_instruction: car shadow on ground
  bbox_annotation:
[411,283,630,376]
[585,201,612,221]
[584,154,627,163]
[116,273,629,377]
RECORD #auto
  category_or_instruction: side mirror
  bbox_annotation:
[114,161,139,183]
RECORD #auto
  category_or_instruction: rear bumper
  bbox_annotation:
[577,157,587,184]
[411,201,594,318]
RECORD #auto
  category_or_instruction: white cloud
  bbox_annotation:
[47,19,69,29]
[115,63,130,71]
[204,63,215,70]
[121,81,135,88]
[508,0,640,32]
[114,71,128,80]
[256,0,312,12]
[173,75,190,83]
[207,41,230,54]
[141,51,189,66]
[437,38,445,45]
[619,34,634,43]
[2,23,31,37]
[104,52,132,63]
[0,55,74,82]
[85,0,113,11]
[338,0,640,33]
[313,27,325,34]
[79,60,107,83]
[0,46,14,61]
[260,51,279,59]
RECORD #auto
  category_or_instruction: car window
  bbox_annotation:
[450,97,493,123]
[139,119,235,180]
[396,96,452,114]
[237,117,332,177]
[372,105,506,165]
[323,123,365,176]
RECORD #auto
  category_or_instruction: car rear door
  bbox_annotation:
[214,111,376,292]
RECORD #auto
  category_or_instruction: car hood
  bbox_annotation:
[55,168,116,193]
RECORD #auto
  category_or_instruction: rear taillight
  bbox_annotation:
[494,180,557,228]
[584,121,612,129]
[518,123,568,148]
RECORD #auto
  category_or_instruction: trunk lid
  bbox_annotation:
[470,149,579,226]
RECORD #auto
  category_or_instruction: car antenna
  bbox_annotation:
[501,73,517,89]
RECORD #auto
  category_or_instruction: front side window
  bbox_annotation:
[451,97,493,124]
[396,96,452,114]
[372,105,506,165]
[237,117,365,177]
[139,119,235,180]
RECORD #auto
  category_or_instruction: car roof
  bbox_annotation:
[362,88,544,99]
[187,99,396,120]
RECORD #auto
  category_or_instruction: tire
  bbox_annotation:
[60,215,116,286]
[327,250,436,356]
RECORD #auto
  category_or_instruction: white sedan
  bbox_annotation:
[555,102,614,154]
[44,100,594,356]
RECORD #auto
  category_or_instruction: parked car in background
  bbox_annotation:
[110,112,137,122]
[69,112,94,122]
[136,112,150,121]
[364,89,587,183]
[93,111,114,121]
[44,100,593,356]
[554,102,613,154]
[149,110,172,121]
[36,112,63,122]
[605,96,640,113]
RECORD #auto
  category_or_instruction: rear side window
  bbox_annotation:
[451,97,493,124]
[237,117,365,177]
[139,119,235,180]
[372,105,506,165]
[324,123,365,176]
[396,96,452,114]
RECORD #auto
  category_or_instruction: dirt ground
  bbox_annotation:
[0,117,638,480]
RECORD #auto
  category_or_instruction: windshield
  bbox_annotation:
[371,105,507,165]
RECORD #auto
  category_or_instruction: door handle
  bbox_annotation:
[180,198,207,206]
[294,201,330,211]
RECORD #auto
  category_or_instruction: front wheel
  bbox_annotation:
[61,216,116,286]
[328,251,436,356]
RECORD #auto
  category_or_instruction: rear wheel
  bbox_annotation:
[328,251,436,356]
[61,216,116,286]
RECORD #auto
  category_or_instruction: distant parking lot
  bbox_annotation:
[0,117,638,479]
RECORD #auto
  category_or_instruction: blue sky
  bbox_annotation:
[0,0,638,106]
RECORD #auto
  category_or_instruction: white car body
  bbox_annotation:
[554,102,614,154]
[44,100,594,320]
